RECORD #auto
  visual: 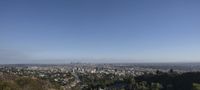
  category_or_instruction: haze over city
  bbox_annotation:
[1,0,200,64]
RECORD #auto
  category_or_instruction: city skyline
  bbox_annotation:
[1,0,200,63]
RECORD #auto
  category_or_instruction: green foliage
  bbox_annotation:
[79,73,163,90]
[193,83,200,90]
[150,83,162,90]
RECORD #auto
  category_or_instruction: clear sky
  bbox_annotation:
[0,0,200,64]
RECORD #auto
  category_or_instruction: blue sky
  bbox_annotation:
[0,0,200,63]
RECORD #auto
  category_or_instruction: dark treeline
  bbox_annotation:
[136,71,200,90]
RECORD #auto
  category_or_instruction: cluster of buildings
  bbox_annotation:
[0,63,182,89]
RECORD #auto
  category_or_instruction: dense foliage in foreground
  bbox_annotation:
[136,71,200,90]
[80,71,200,90]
